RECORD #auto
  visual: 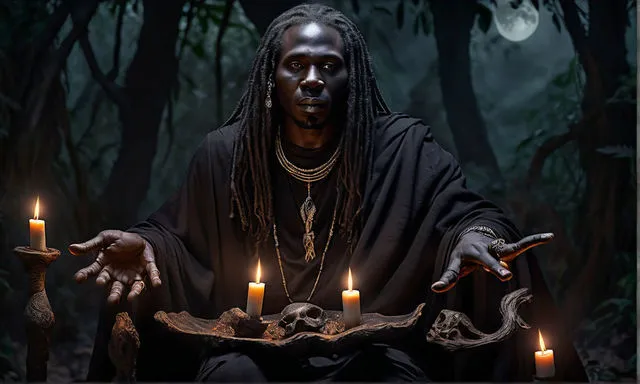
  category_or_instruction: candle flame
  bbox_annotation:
[34,197,40,220]
[348,268,353,291]
[538,329,546,352]
[256,259,261,284]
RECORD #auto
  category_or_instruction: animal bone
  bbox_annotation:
[426,288,532,351]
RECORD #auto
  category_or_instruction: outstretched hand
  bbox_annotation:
[431,231,554,293]
[69,230,162,304]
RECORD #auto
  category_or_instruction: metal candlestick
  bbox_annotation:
[13,246,60,382]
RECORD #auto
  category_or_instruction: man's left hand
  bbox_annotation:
[431,231,554,293]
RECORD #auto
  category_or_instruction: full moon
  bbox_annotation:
[493,0,540,42]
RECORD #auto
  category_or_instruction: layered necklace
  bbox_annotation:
[273,130,341,302]
[274,131,341,262]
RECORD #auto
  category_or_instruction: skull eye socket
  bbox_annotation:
[306,307,322,318]
[282,313,297,324]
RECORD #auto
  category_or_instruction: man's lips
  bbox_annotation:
[297,98,327,106]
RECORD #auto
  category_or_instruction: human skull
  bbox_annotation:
[278,302,327,337]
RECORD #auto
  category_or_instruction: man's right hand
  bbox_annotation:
[69,230,162,304]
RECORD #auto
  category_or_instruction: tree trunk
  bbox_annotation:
[429,0,503,183]
[101,0,186,229]
[557,0,634,327]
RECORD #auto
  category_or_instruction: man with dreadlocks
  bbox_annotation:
[70,3,586,382]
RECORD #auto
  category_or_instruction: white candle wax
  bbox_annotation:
[29,197,46,251]
[246,260,265,318]
[342,268,361,329]
[535,330,555,378]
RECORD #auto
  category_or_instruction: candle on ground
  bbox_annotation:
[342,268,361,329]
[246,259,265,318]
[535,329,555,378]
[29,197,47,251]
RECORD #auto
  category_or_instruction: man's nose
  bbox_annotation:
[300,67,325,92]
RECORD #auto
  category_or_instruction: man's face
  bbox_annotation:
[275,22,348,130]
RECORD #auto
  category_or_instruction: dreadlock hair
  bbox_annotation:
[225,3,391,251]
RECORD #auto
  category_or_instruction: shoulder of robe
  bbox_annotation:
[373,112,434,148]
[199,122,240,160]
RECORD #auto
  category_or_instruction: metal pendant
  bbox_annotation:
[300,184,317,262]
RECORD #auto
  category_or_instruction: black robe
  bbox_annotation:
[86,113,586,381]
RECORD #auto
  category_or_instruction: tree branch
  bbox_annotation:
[160,97,174,167]
[23,0,99,134]
[78,34,129,109]
[0,92,21,111]
[19,0,72,100]
[525,130,577,187]
[525,105,606,187]
[215,0,236,124]
[109,0,126,79]
[558,0,590,68]
[178,0,198,59]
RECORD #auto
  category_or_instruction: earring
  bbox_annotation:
[265,76,273,109]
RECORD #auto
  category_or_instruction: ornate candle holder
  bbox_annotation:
[13,246,60,382]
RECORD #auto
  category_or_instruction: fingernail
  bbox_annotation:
[501,269,511,277]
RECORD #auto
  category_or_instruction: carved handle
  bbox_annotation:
[14,246,60,382]
[109,312,140,383]
[426,287,533,351]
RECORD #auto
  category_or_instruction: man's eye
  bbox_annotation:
[289,62,303,71]
[323,63,336,71]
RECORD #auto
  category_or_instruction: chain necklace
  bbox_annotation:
[275,131,341,262]
[273,200,338,303]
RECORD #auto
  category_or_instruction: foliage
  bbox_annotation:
[578,252,637,381]
[0,0,53,50]
[511,57,585,258]
[0,334,22,382]
[0,266,20,381]
[513,49,637,383]
[352,0,432,36]
[180,1,258,60]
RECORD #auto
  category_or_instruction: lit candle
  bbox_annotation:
[246,259,265,318]
[29,197,47,251]
[535,329,555,378]
[342,268,361,329]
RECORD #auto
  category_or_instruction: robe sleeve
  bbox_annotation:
[86,131,231,382]
[363,117,585,381]
[408,125,586,382]
[128,134,217,318]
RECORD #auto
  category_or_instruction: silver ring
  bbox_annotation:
[488,238,506,257]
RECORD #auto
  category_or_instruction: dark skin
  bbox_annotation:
[275,22,348,148]
[68,22,554,303]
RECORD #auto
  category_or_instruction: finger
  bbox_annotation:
[69,230,121,255]
[95,264,113,286]
[73,253,106,283]
[127,280,146,301]
[107,281,125,304]
[498,233,554,262]
[482,261,509,272]
[145,262,162,287]
[143,244,162,287]
[459,264,478,278]
[431,256,462,293]
[117,271,142,286]
[478,251,512,281]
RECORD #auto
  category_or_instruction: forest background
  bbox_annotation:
[0,0,636,381]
